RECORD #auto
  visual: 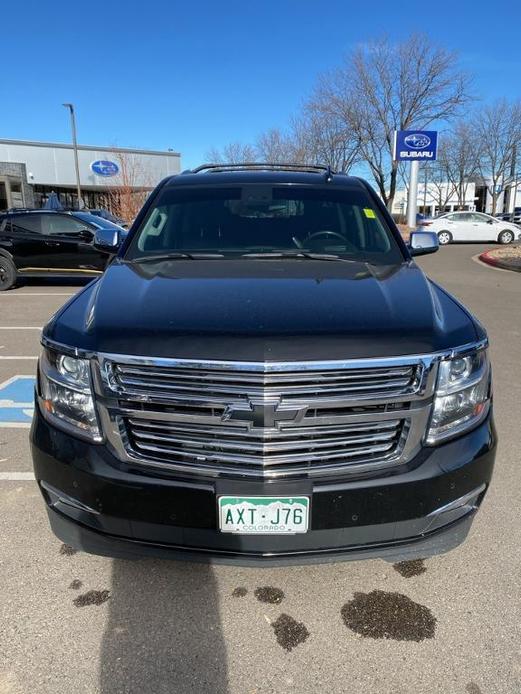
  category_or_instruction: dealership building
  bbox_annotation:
[0,139,181,212]
[392,179,521,218]
[391,182,478,217]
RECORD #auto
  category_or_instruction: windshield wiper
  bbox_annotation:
[128,252,225,263]
[128,251,358,263]
[241,251,356,262]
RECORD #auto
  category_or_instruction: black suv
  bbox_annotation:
[0,210,124,290]
[30,164,496,564]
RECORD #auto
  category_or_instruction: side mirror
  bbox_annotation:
[408,230,439,257]
[78,228,94,241]
[93,228,121,254]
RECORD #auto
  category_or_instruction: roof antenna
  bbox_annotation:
[324,166,333,183]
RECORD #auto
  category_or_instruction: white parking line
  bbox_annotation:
[0,422,33,430]
[0,374,35,386]
[0,472,35,481]
[0,356,38,360]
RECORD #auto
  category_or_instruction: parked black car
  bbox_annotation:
[495,208,521,225]
[31,164,496,564]
[0,210,125,290]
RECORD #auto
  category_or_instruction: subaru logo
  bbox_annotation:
[90,160,120,177]
[404,133,431,149]
[222,400,307,429]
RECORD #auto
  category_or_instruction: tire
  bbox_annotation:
[0,256,17,291]
[437,230,452,245]
[498,229,514,245]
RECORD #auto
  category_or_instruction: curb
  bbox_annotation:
[479,249,521,273]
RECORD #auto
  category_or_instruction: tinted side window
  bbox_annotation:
[11,215,42,235]
[41,215,91,236]
[454,213,472,222]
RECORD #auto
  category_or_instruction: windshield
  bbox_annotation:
[124,185,404,264]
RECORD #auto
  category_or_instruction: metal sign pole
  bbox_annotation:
[407,160,419,229]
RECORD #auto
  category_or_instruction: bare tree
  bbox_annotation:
[255,128,296,162]
[438,123,481,210]
[209,117,359,171]
[107,150,154,224]
[313,34,471,208]
[205,141,257,164]
[473,100,521,214]
[422,158,457,213]
[291,106,360,172]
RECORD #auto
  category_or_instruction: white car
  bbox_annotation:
[421,211,521,245]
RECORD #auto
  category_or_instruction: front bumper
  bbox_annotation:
[31,405,496,565]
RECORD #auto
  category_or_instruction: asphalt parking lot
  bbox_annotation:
[1,246,520,694]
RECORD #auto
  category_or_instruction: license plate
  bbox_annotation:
[218,496,309,534]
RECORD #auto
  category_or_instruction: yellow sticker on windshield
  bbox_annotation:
[363,208,376,219]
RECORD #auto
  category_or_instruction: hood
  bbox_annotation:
[46,258,479,361]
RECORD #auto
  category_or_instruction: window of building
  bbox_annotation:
[0,183,8,212]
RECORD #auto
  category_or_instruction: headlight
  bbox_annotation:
[38,348,101,441]
[426,347,491,444]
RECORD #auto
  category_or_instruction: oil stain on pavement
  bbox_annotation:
[69,579,83,590]
[59,543,78,556]
[466,684,483,694]
[231,587,248,598]
[73,590,111,607]
[393,559,427,578]
[341,590,436,641]
[271,614,309,651]
[254,586,285,604]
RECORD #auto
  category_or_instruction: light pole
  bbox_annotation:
[423,166,428,213]
[407,160,420,229]
[507,144,517,219]
[62,103,82,209]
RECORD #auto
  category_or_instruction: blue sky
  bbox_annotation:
[2,0,520,168]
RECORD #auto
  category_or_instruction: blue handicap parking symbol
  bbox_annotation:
[0,376,36,426]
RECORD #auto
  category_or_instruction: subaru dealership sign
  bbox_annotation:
[393,130,438,161]
[90,160,119,177]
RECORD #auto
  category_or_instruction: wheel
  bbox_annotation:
[498,229,514,244]
[0,256,17,291]
[437,231,452,245]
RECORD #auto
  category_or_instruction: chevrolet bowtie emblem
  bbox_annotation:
[222,401,307,429]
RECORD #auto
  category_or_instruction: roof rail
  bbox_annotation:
[189,162,336,176]
[4,207,79,214]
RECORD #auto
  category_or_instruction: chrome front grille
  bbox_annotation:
[125,417,405,468]
[109,362,420,402]
[95,354,437,478]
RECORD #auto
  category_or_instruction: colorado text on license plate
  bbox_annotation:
[218,496,309,534]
